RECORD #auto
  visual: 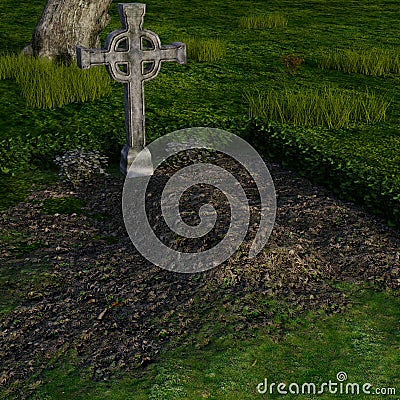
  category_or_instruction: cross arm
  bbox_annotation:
[76,46,111,69]
[162,42,186,64]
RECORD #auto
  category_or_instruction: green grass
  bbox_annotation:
[239,13,288,29]
[182,36,226,62]
[244,86,390,128]
[320,47,400,76]
[0,53,111,108]
[0,0,400,175]
[0,261,56,315]
[40,197,87,215]
[0,168,59,211]
[0,0,399,397]
[0,230,45,256]
[13,285,398,399]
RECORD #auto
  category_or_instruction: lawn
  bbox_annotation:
[1,0,399,223]
[31,287,400,399]
[0,0,399,398]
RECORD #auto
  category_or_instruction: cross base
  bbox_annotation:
[120,145,154,178]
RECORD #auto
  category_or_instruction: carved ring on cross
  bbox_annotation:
[77,3,185,84]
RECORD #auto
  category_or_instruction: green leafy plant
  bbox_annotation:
[242,119,400,227]
[53,148,108,188]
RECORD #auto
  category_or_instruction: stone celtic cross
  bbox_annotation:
[76,3,186,176]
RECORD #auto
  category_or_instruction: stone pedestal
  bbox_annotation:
[120,144,153,178]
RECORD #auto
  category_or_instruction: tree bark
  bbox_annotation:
[22,0,113,62]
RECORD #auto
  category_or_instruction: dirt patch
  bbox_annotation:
[0,154,399,397]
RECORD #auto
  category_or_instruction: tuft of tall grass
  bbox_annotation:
[244,86,391,128]
[319,48,400,76]
[0,53,111,108]
[239,13,288,29]
[182,36,226,62]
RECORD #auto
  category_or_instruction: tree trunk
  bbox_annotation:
[22,0,113,63]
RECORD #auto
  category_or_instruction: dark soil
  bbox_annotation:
[0,154,399,398]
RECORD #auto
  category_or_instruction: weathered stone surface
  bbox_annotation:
[77,3,186,176]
